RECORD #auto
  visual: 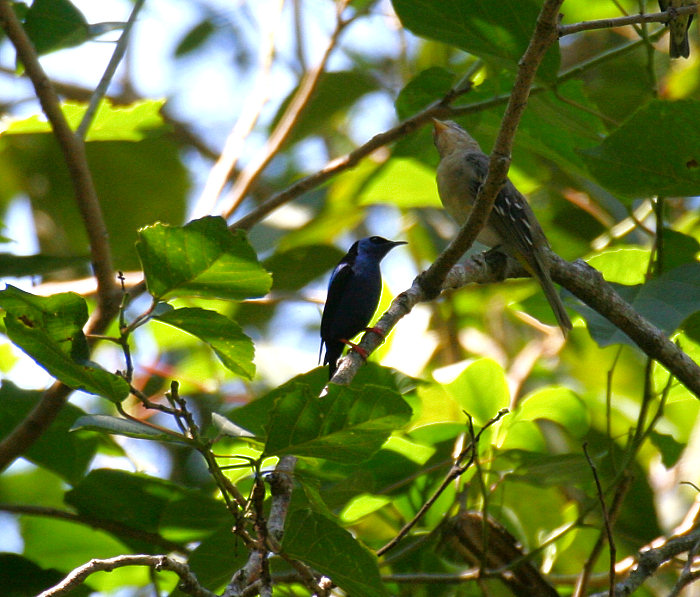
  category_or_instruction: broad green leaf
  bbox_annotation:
[263,383,412,462]
[65,469,226,552]
[71,414,188,444]
[22,0,88,55]
[2,100,169,142]
[580,99,700,200]
[154,307,255,379]
[513,386,589,438]
[574,263,700,347]
[226,368,329,438]
[282,509,387,597]
[391,0,560,83]
[183,527,248,593]
[0,253,88,277]
[395,67,455,120]
[136,216,271,300]
[499,450,592,487]
[444,358,509,425]
[0,134,189,271]
[587,248,650,285]
[0,285,129,402]
[358,158,443,208]
[0,553,91,597]
[0,381,97,484]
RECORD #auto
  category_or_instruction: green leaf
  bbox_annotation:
[580,99,700,200]
[395,67,455,120]
[22,0,88,56]
[2,100,169,141]
[182,527,248,593]
[499,450,593,487]
[358,158,443,208]
[65,469,226,552]
[282,509,387,597]
[174,19,216,57]
[136,216,271,300]
[71,414,188,444]
[0,553,92,597]
[263,383,412,462]
[226,369,329,439]
[0,253,88,277]
[271,71,378,146]
[0,285,129,401]
[444,359,509,425]
[513,386,590,438]
[391,0,560,83]
[154,307,255,379]
[0,381,98,484]
[574,263,700,347]
[264,244,345,291]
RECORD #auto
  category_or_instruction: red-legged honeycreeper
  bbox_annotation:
[320,236,406,379]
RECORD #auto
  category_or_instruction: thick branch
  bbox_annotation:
[0,1,121,472]
[37,554,216,597]
[550,256,700,398]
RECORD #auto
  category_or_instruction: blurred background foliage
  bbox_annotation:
[0,0,699,595]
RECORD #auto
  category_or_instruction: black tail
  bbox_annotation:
[322,341,344,380]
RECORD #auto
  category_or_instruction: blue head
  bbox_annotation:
[354,236,407,264]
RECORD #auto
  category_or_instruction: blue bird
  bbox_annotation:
[320,236,406,379]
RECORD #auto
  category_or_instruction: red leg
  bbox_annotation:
[364,326,385,340]
[340,339,369,360]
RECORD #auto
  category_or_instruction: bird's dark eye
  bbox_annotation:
[369,236,383,243]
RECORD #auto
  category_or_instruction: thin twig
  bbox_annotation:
[76,0,146,139]
[376,409,508,558]
[582,443,617,597]
[558,5,698,36]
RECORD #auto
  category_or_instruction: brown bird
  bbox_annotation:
[433,119,572,335]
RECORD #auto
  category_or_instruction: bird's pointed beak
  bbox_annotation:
[390,240,408,248]
[432,118,449,134]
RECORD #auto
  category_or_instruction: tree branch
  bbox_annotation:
[37,554,216,597]
[0,0,122,473]
[590,526,700,597]
[559,5,698,36]
[76,0,145,139]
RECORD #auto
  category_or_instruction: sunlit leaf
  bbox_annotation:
[154,307,255,379]
[444,359,509,425]
[136,216,272,300]
[0,285,129,401]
